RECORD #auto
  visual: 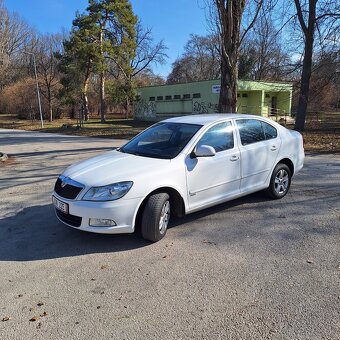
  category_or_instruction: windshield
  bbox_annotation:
[120,122,202,159]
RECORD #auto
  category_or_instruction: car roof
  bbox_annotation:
[164,114,268,126]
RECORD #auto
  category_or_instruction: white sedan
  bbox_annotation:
[52,114,304,242]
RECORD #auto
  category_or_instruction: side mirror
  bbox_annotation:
[192,145,216,158]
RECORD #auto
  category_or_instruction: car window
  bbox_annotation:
[262,121,277,140]
[120,122,202,159]
[236,119,265,146]
[196,121,234,152]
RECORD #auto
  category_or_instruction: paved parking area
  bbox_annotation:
[0,129,339,339]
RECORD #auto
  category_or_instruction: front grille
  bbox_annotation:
[54,177,83,199]
[55,209,82,227]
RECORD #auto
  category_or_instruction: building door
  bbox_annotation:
[271,96,277,115]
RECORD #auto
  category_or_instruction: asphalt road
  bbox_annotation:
[0,129,339,339]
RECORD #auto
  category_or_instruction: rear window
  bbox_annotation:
[236,119,265,145]
[262,122,277,140]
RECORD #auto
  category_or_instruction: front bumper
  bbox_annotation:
[52,192,141,234]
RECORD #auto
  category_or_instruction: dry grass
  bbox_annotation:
[0,112,339,153]
[0,114,152,139]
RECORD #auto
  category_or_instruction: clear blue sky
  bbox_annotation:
[4,0,208,77]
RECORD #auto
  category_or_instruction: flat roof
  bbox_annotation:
[138,79,293,89]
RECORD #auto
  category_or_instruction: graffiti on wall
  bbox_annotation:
[193,101,218,114]
[134,99,157,118]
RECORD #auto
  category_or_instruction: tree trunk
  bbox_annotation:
[82,59,91,121]
[99,25,106,123]
[48,89,53,122]
[219,57,237,112]
[49,103,53,122]
[100,71,106,122]
[293,0,316,132]
[294,33,313,131]
[83,76,90,121]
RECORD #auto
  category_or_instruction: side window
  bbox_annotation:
[236,119,265,146]
[196,122,234,152]
[262,121,277,140]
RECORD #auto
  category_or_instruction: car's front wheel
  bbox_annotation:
[266,163,292,199]
[141,192,170,242]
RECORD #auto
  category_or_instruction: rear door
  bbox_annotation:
[236,119,281,193]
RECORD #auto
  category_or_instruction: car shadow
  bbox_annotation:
[0,192,274,262]
[170,191,272,228]
[0,204,150,262]
[0,193,274,261]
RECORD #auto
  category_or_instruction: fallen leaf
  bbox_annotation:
[36,322,42,329]
[97,306,101,309]
[40,312,48,317]
[162,255,167,259]
[29,316,40,322]
[306,260,314,264]
[100,265,108,270]
[2,316,10,322]
[37,302,44,307]
[203,240,217,245]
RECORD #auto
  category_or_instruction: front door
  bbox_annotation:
[185,121,241,211]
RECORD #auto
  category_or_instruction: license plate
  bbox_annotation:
[52,196,69,214]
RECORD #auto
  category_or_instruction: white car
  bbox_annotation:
[52,114,304,242]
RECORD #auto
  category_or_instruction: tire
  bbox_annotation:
[141,193,170,242]
[266,163,292,199]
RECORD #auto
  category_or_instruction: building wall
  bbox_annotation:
[135,79,293,121]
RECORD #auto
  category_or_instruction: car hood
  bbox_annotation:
[62,150,171,187]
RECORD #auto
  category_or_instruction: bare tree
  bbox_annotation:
[33,34,63,121]
[130,20,167,78]
[0,1,32,89]
[246,13,290,80]
[107,19,167,117]
[207,0,263,112]
[167,33,220,84]
[293,0,339,131]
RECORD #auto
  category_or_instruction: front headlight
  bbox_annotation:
[82,181,133,201]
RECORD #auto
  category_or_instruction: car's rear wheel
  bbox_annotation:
[266,163,291,199]
[141,192,170,242]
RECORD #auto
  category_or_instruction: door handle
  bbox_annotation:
[270,146,277,151]
[230,155,239,161]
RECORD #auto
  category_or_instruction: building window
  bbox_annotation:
[265,93,270,98]
[165,95,172,100]
[183,94,191,99]
[174,95,181,100]
[149,97,155,101]
[157,96,163,101]
[193,93,201,98]
[242,93,248,98]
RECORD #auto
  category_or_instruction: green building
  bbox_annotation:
[134,79,293,121]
